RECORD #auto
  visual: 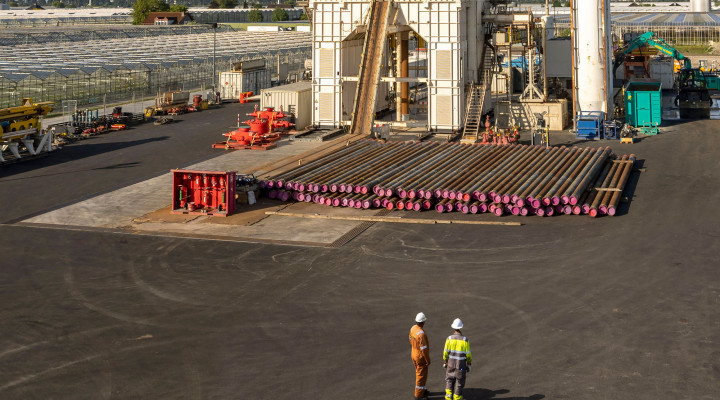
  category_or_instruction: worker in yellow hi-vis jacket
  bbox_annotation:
[442,318,472,400]
[409,312,431,400]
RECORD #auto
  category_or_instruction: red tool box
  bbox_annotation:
[171,169,236,217]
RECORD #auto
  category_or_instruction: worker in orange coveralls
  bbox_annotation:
[409,312,431,400]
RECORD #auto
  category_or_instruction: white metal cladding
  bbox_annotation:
[572,0,613,116]
[309,0,481,131]
[690,0,710,13]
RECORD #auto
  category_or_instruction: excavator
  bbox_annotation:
[613,31,716,119]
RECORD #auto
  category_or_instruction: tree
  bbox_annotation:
[132,0,169,24]
[283,0,295,6]
[8,0,18,5]
[552,0,561,7]
[168,4,187,12]
[271,7,288,22]
[213,0,236,8]
[51,0,65,7]
[208,0,219,8]
[247,8,263,22]
[299,12,308,20]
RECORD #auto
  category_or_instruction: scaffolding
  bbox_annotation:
[0,31,311,109]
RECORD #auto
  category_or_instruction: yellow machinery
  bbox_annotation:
[0,98,56,163]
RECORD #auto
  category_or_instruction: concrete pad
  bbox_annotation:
[22,139,325,229]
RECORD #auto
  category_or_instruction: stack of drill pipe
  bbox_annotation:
[260,140,634,217]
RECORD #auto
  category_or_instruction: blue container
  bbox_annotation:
[575,111,605,140]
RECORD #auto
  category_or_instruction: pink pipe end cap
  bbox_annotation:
[434,189,442,198]
[531,199,541,209]
[445,203,454,212]
[355,202,362,209]
[372,199,382,208]
[424,190,433,200]
[297,193,304,201]
[345,186,353,194]
[607,206,616,216]
[435,204,445,213]
[408,190,416,199]
[321,184,328,192]
[297,183,305,192]
[536,207,545,217]
[386,202,395,210]
[470,205,478,214]
[441,190,450,199]
[347,200,355,208]
[493,195,503,204]
[417,190,425,198]
[520,207,528,216]
[325,198,332,206]
[338,184,346,192]
[551,196,560,206]
[569,196,578,206]
[274,180,283,188]
[502,194,511,204]
[413,203,421,212]
[333,199,341,207]
[353,185,361,194]
[582,204,590,214]
[563,205,572,215]
[511,207,520,216]
[479,204,488,213]
[561,195,570,205]
[599,205,608,215]
[386,189,395,197]
[493,207,504,217]
[330,184,338,192]
[398,190,407,198]
[455,202,463,211]
[448,191,456,200]
[572,205,581,215]
[461,205,469,214]
[516,198,525,207]
[545,207,554,216]
[542,197,551,206]
[361,186,368,194]
[478,193,487,202]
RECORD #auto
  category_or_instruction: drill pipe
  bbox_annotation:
[540,147,592,206]
[562,147,612,205]
[409,144,494,199]
[599,155,629,215]
[606,155,635,216]
[394,143,478,197]
[358,142,446,193]
[455,146,516,199]
[480,146,543,201]
[548,148,598,206]
[272,141,376,188]
[515,147,571,207]
[469,145,536,201]
[431,145,507,200]
[378,143,468,197]
[588,156,623,217]
[525,147,582,208]
[496,146,561,204]
[327,142,417,190]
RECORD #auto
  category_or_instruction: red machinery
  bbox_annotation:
[171,169,236,217]
[212,105,294,150]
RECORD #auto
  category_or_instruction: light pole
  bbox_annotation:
[211,22,218,92]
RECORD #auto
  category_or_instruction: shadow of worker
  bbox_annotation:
[460,388,545,400]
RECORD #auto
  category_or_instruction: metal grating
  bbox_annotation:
[326,209,391,248]
[318,48,335,77]
[435,50,452,80]
[318,92,334,120]
[435,95,452,126]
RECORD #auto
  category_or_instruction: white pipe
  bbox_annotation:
[573,0,611,115]
[690,0,710,13]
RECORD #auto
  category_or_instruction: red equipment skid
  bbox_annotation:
[171,169,236,217]
[212,106,294,150]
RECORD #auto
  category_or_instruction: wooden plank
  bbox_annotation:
[264,211,522,226]
[593,188,622,192]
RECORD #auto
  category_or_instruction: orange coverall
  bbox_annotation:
[409,324,431,398]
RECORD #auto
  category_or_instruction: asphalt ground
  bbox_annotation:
[1,114,719,400]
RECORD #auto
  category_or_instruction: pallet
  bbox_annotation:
[171,208,231,217]
[620,137,634,144]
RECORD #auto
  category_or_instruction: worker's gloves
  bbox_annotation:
[443,363,447,369]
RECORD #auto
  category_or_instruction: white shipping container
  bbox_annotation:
[260,81,312,130]
[219,70,271,100]
[648,58,675,89]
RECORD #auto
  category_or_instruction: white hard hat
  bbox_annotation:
[451,318,464,330]
[415,312,427,323]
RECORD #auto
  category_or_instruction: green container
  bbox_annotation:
[624,81,662,134]
[702,74,720,91]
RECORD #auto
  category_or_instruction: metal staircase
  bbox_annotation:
[461,37,495,143]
